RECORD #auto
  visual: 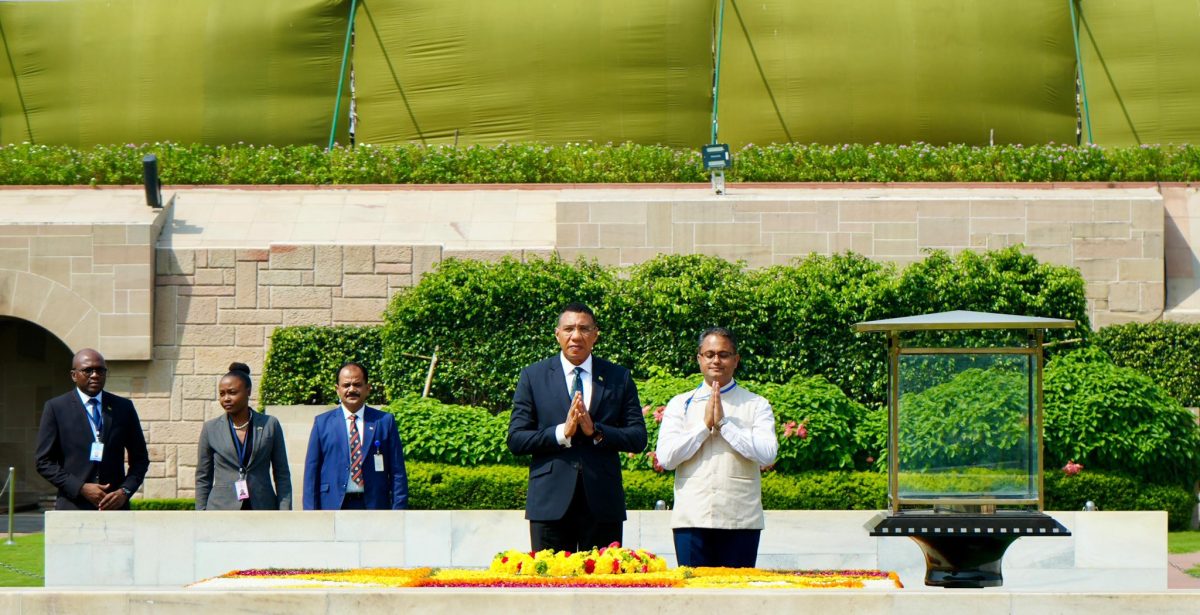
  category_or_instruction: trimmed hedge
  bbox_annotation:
[130,498,194,511]
[129,465,1195,529]
[386,394,522,467]
[1044,347,1200,488]
[377,248,1087,411]
[3,142,1200,185]
[1095,321,1200,408]
[261,325,386,406]
[407,463,1193,530]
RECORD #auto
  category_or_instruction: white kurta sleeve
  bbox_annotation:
[654,396,712,471]
[717,398,778,467]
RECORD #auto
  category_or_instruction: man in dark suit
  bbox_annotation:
[508,302,647,552]
[34,348,150,511]
[303,362,408,510]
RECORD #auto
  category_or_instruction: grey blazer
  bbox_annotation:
[195,411,292,510]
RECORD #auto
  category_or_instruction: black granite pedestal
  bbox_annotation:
[869,511,1071,588]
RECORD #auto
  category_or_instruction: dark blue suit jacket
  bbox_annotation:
[508,355,646,522]
[302,405,408,510]
[34,389,149,510]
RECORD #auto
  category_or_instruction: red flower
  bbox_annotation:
[608,541,621,548]
[611,559,621,573]
[1063,460,1083,476]
[501,557,508,563]
[647,451,664,473]
[866,456,875,464]
[797,422,808,439]
[653,406,666,423]
[583,559,596,574]
[783,420,797,438]
[516,562,523,573]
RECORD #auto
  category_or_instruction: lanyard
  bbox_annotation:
[227,416,251,474]
[683,379,737,413]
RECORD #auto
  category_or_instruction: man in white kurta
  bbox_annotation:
[655,327,778,567]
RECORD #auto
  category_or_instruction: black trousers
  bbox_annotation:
[529,478,622,552]
[673,527,761,568]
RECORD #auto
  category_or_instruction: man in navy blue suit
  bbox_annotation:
[303,362,407,510]
[508,302,647,552]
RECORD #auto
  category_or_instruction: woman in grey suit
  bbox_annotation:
[195,363,292,510]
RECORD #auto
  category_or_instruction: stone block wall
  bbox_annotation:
[0,220,163,359]
[557,190,1165,327]
[116,243,441,498]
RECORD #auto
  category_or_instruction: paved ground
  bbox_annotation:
[1168,553,1200,589]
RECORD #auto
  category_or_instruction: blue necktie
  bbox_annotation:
[86,398,102,435]
[570,367,584,401]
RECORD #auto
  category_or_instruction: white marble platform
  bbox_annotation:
[43,510,1166,591]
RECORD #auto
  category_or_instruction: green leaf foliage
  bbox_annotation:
[755,376,874,472]
[898,366,1031,471]
[130,498,196,511]
[380,256,613,409]
[1095,321,1200,407]
[377,247,1088,412]
[3,142,1200,185]
[1044,347,1200,488]
[1044,471,1196,531]
[385,394,522,467]
[404,463,1192,528]
[260,325,386,406]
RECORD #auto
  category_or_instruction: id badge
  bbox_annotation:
[89,442,104,462]
[234,479,250,501]
[373,453,384,472]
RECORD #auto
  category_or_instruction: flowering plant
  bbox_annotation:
[489,542,668,576]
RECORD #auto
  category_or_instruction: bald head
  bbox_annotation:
[71,348,108,397]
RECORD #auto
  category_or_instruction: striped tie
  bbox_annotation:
[349,415,363,487]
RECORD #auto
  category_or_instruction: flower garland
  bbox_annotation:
[489,542,668,576]
[217,543,900,590]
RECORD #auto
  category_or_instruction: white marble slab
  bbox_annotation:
[42,510,1168,591]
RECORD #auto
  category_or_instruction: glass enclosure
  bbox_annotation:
[896,353,1036,503]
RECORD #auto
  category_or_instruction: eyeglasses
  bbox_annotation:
[73,367,108,375]
[558,325,598,335]
[698,351,736,361]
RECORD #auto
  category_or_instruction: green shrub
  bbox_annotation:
[1095,321,1200,407]
[898,366,1031,470]
[379,248,1089,412]
[380,256,614,410]
[1044,347,1200,487]
[130,498,195,511]
[3,142,1200,185]
[409,463,1189,527]
[756,376,873,472]
[1044,471,1195,531]
[260,325,385,406]
[386,394,522,467]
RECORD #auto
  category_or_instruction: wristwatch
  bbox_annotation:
[592,426,605,445]
[120,487,133,498]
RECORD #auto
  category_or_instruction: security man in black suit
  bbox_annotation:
[508,302,647,552]
[34,348,150,510]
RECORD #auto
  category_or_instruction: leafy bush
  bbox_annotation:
[379,248,1088,412]
[1044,347,1200,487]
[387,394,522,467]
[755,376,873,472]
[3,142,1200,185]
[380,256,613,410]
[1095,321,1200,407]
[1044,471,1195,531]
[260,325,385,406]
[408,463,1191,528]
[898,366,1031,471]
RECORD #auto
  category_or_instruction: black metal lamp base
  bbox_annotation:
[869,511,1070,588]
